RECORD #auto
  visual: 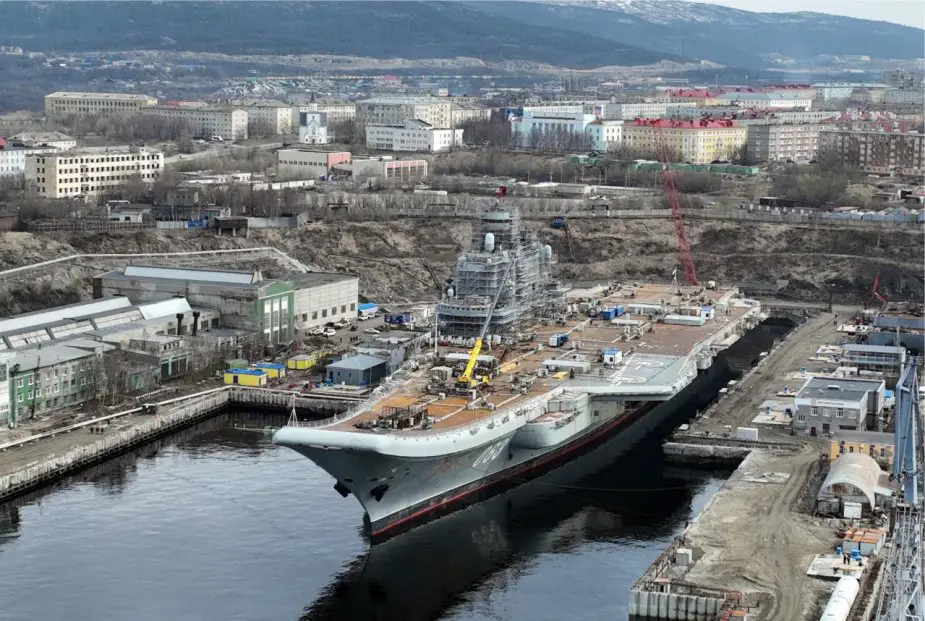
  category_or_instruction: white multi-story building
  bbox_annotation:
[522,103,589,117]
[25,146,164,199]
[715,93,813,110]
[746,123,827,162]
[357,97,453,129]
[149,107,248,140]
[603,101,698,120]
[451,105,492,127]
[9,131,76,151]
[365,120,463,152]
[44,91,158,119]
[513,112,598,149]
[297,110,329,144]
[0,146,56,177]
[585,119,624,151]
[297,101,357,125]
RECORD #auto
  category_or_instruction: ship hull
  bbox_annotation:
[280,357,728,542]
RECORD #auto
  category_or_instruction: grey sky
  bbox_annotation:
[688,0,924,28]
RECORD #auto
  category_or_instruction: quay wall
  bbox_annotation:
[0,386,352,504]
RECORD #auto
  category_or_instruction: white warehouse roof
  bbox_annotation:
[138,298,193,320]
[818,453,888,508]
[123,265,260,285]
[0,297,132,335]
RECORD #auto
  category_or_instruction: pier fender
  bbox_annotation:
[333,481,351,498]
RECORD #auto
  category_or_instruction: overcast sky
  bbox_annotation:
[689,0,924,28]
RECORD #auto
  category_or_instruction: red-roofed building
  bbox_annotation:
[624,117,747,164]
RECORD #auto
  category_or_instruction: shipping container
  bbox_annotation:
[251,362,286,379]
[224,368,268,387]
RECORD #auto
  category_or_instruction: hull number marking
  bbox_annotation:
[473,440,507,468]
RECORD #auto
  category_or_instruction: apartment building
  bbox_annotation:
[819,129,924,176]
[883,89,924,105]
[239,104,292,135]
[25,146,164,199]
[277,149,351,177]
[9,131,76,151]
[883,69,924,89]
[357,97,452,129]
[44,91,158,119]
[149,106,248,140]
[365,120,463,152]
[297,101,357,125]
[603,101,698,120]
[451,105,492,128]
[622,119,747,165]
[746,123,828,162]
[297,110,329,144]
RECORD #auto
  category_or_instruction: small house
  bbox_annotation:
[224,368,268,387]
[251,362,286,380]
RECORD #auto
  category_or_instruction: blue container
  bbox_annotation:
[601,309,615,320]
[615,306,624,317]
[835,546,842,557]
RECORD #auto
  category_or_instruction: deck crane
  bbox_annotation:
[650,121,698,286]
[457,254,516,390]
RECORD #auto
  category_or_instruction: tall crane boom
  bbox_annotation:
[458,255,515,388]
[651,122,698,286]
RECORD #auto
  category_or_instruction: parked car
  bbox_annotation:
[363,328,380,335]
[323,328,337,338]
[308,326,324,336]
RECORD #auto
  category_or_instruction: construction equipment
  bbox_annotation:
[650,121,698,286]
[869,271,888,313]
[457,256,516,390]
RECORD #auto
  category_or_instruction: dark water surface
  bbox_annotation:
[0,411,724,621]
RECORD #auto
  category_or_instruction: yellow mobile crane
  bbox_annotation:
[456,257,515,390]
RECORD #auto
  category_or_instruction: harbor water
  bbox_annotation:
[0,411,724,621]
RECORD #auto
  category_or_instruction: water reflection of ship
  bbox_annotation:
[299,409,719,621]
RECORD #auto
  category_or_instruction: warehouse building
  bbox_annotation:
[793,376,885,435]
[326,354,388,387]
[94,265,357,345]
[277,149,351,178]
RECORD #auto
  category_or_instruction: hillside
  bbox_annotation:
[477,0,925,66]
[0,1,676,69]
[0,220,921,317]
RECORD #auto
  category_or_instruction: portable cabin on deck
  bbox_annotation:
[250,362,286,379]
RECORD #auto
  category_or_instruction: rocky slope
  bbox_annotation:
[0,219,920,316]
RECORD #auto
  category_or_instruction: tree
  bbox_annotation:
[329,119,361,145]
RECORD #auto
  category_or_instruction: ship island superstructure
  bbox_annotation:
[274,204,764,539]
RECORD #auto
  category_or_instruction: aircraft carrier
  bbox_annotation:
[274,203,764,540]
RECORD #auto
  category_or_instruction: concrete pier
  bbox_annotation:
[0,386,352,504]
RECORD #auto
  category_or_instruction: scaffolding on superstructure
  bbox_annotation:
[437,203,559,339]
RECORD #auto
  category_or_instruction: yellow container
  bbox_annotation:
[287,355,315,370]
[224,369,268,386]
[250,363,286,379]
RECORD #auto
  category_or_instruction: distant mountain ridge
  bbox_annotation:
[0,1,919,69]
[0,1,679,69]
[490,0,925,66]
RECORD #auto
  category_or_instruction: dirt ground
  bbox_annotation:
[682,446,836,620]
[691,311,845,441]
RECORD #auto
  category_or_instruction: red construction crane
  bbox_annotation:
[869,271,887,311]
[651,122,698,286]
